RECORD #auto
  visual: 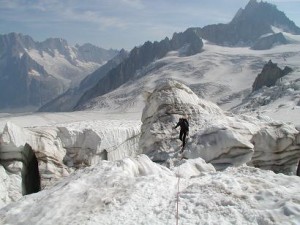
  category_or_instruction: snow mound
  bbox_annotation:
[0,155,299,225]
[170,157,216,178]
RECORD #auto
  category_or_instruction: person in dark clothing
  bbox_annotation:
[173,117,189,151]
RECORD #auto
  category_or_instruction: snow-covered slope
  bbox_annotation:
[26,40,118,87]
[38,49,129,112]
[79,36,300,124]
[27,48,100,86]
[0,155,299,225]
[230,30,300,125]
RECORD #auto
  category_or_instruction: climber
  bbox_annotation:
[173,116,189,151]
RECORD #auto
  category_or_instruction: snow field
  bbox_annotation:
[1,156,299,225]
[80,34,300,119]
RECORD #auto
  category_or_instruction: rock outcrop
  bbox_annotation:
[252,60,293,92]
[139,79,300,173]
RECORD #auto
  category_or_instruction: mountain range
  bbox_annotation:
[0,33,118,111]
[38,0,300,113]
[1,0,300,114]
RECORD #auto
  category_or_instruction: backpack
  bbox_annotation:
[182,119,189,130]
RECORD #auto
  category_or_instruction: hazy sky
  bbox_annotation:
[0,0,299,50]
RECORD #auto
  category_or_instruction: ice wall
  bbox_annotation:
[250,123,300,174]
[58,120,141,167]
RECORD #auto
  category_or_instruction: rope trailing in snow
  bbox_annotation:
[176,175,180,225]
[175,161,181,225]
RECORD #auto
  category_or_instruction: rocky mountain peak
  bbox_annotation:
[245,0,259,9]
[0,33,35,57]
[233,0,300,34]
[252,60,293,92]
[41,37,68,48]
[198,0,300,47]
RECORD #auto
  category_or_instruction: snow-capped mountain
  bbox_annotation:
[38,49,129,112]
[73,0,300,117]
[73,29,203,110]
[0,33,118,111]
[75,34,300,124]
[196,0,300,47]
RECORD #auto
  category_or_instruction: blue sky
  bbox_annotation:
[0,0,299,50]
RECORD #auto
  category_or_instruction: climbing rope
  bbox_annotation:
[175,160,181,225]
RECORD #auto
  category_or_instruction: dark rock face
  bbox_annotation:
[252,60,293,92]
[75,30,203,109]
[195,0,300,47]
[170,29,204,56]
[297,160,300,176]
[251,33,288,50]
